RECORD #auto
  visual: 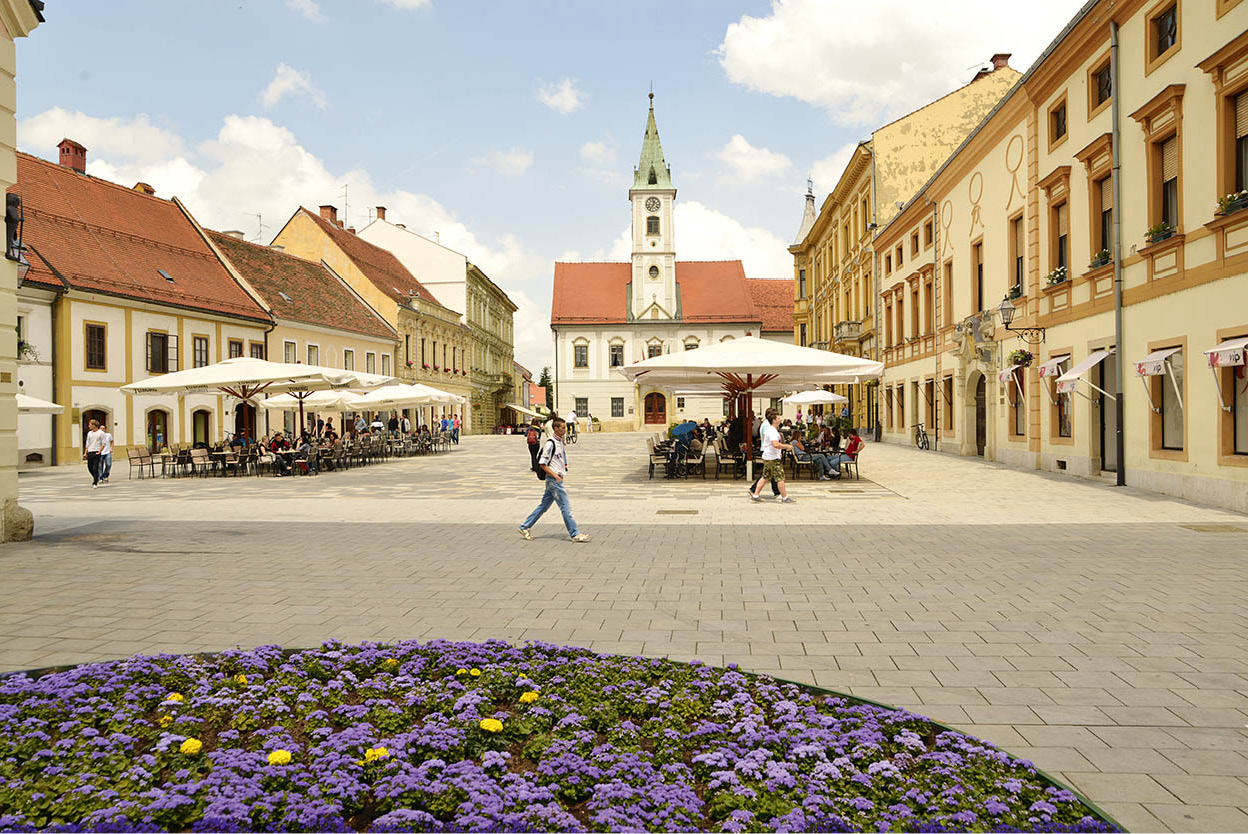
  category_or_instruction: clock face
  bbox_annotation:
[644,197,661,213]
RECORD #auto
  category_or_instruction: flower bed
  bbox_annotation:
[0,641,1118,833]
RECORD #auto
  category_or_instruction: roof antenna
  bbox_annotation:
[340,183,349,228]
[251,212,267,243]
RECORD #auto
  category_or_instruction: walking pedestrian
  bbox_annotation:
[100,423,114,483]
[519,417,590,542]
[525,417,543,472]
[749,408,793,503]
[83,419,106,489]
[452,413,461,444]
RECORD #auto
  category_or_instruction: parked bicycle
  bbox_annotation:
[914,422,930,451]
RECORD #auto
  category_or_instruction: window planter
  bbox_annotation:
[1145,223,1176,245]
[1216,193,1248,216]
[1008,284,1023,300]
[1044,266,1068,288]
[1090,257,1111,269]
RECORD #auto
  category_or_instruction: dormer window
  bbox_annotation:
[648,166,657,185]
[158,269,173,283]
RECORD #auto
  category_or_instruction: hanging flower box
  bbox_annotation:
[1216,190,1248,216]
[1090,249,1111,269]
[1007,348,1034,367]
[1044,266,1068,287]
[1145,222,1175,245]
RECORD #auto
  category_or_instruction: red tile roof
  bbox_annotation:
[207,231,396,341]
[746,278,796,333]
[298,207,447,310]
[550,259,762,325]
[9,153,269,322]
[529,385,546,407]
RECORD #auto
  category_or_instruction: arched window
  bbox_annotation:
[648,167,657,185]
[646,215,660,235]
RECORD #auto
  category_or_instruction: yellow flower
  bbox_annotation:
[267,749,292,766]
[159,714,173,727]
[384,658,398,667]
[165,693,183,703]
[519,691,539,704]
[364,746,390,762]
[456,668,468,676]
[180,738,202,755]
[234,674,248,685]
[479,718,503,733]
[469,668,482,677]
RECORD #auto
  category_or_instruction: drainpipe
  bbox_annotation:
[865,143,881,438]
[929,198,940,451]
[48,293,59,466]
[1110,20,1126,487]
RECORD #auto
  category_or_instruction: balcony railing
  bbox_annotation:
[834,320,862,342]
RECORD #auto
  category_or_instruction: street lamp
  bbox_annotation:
[997,296,1045,343]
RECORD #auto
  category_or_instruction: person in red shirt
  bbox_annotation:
[821,428,863,479]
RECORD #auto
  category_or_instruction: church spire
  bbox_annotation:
[633,92,672,190]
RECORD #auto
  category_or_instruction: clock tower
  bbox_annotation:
[630,93,676,320]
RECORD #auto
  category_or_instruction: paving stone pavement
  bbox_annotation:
[5,432,1248,832]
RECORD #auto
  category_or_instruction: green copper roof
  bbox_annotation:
[633,94,672,190]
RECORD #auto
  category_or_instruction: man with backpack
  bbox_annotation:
[519,416,590,543]
[525,418,543,472]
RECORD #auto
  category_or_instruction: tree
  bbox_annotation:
[539,366,553,410]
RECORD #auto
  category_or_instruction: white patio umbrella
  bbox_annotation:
[347,382,466,410]
[16,393,64,414]
[783,390,849,405]
[258,390,363,412]
[121,357,394,436]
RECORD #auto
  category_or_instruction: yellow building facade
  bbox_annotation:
[791,58,1020,430]
[877,0,1248,513]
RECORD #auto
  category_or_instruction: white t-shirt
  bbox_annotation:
[84,429,107,454]
[537,435,568,478]
[761,422,782,461]
[103,432,114,454]
[564,411,577,425]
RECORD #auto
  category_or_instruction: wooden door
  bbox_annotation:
[643,393,666,424]
[146,410,169,452]
[974,376,986,457]
[235,403,256,442]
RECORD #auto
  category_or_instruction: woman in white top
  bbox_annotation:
[83,419,107,488]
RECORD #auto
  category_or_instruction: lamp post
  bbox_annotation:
[997,296,1045,344]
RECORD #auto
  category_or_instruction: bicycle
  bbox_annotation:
[914,422,930,451]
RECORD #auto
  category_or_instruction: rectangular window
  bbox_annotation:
[677,397,686,410]
[897,387,905,430]
[249,342,264,359]
[862,198,869,233]
[146,332,172,374]
[1051,101,1067,144]
[193,335,209,368]
[942,262,953,323]
[1160,349,1184,451]
[885,254,892,274]
[1093,61,1112,108]
[911,232,919,257]
[381,354,391,376]
[895,296,904,344]
[573,344,588,368]
[799,323,807,347]
[647,343,662,358]
[1233,358,1248,455]
[283,341,296,363]
[85,323,106,370]
[895,245,903,268]
[1153,4,1177,59]
[973,242,984,311]
[609,344,624,367]
[886,387,894,429]
[1053,202,1069,271]
[910,284,919,337]
[1160,136,1178,228]
[421,339,426,365]
[228,339,243,359]
[941,376,954,435]
[307,344,319,366]
[1011,368,1026,437]
[366,352,376,374]
[1236,92,1248,192]
[922,279,933,334]
[1096,176,1114,254]
[611,397,624,418]
[575,397,588,415]
[798,268,806,299]
[405,334,410,362]
[1010,216,1025,291]
[344,349,354,371]
[923,221,933,248]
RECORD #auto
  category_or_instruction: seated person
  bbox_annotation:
[688,431,704,456]
[822,428,863,478]
[269,431,292,475]
[791,433,837,480]
[295,433,317,474]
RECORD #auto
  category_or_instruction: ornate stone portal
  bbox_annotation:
[949,312,1000,458]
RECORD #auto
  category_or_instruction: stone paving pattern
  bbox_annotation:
[4,433,1248,832]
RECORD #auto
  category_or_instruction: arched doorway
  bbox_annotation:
[974,375,987,457]
[81,408,109,448]
[235,403,256,442]
[643,392,666,424]
[145,409,170,452]
[192,409,212,447]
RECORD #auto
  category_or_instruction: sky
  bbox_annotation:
[16,0,1087,373]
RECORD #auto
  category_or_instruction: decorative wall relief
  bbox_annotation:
[1004,134,1025,212]
[940,200,954,258]
[968,172,984,237]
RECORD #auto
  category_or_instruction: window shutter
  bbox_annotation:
[1161,137,1178,181]
[1014,218,1024,253]
[1057,203,1069,236]
[1101,177,1114,212]
[168,335,178,372]
[146,333,153,372]
[1236,92,1248,140]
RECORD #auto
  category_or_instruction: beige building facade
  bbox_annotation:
[876,0,1248,513]
[791,57,1020,431]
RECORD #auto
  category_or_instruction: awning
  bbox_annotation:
[1056,350,1115,399]
[1204,337,1248,412]
[504,403,547,421]
[998,365,1025,407]
[1037,357,1068,379]
[16,393,64,414]
[1133,347,1183,414]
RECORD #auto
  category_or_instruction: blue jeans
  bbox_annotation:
[100,453,113,480]
[823,453,854,475]
[796,450,833,478]
[521,477,580,537]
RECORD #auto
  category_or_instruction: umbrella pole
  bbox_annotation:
[299,397,305,438]
[745,375,754,483]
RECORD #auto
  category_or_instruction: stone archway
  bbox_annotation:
[960,369,993,459]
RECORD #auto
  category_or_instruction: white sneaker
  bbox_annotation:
[570,533,591,543]
[92,484,98,489]
[518,527,532,541]
[780,496,794,503]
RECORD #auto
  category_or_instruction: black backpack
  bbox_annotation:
[533,438,555,480]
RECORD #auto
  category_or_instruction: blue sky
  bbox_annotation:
[15,0,1085,371]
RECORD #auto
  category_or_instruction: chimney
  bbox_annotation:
[319,205,338,225]
[375,206,386,221]
[57,138,87,173]
[270,244,284,252]
[133,182,155,196]
[991,53,1012,71]
[396,223,406,229]
[347,227,356,235]
[222,230,246,240]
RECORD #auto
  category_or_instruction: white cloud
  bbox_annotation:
[717,0,1086,126]
[604,201,791,278]
[261,63,328,110]
[470,147,534,177]
[714,134,792,183]
[537,79,585,114]
[809,141,858,193]
[284,0,325,22]
[377,0,431,7]
[579,139,616,165]
[16,107,555,371]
